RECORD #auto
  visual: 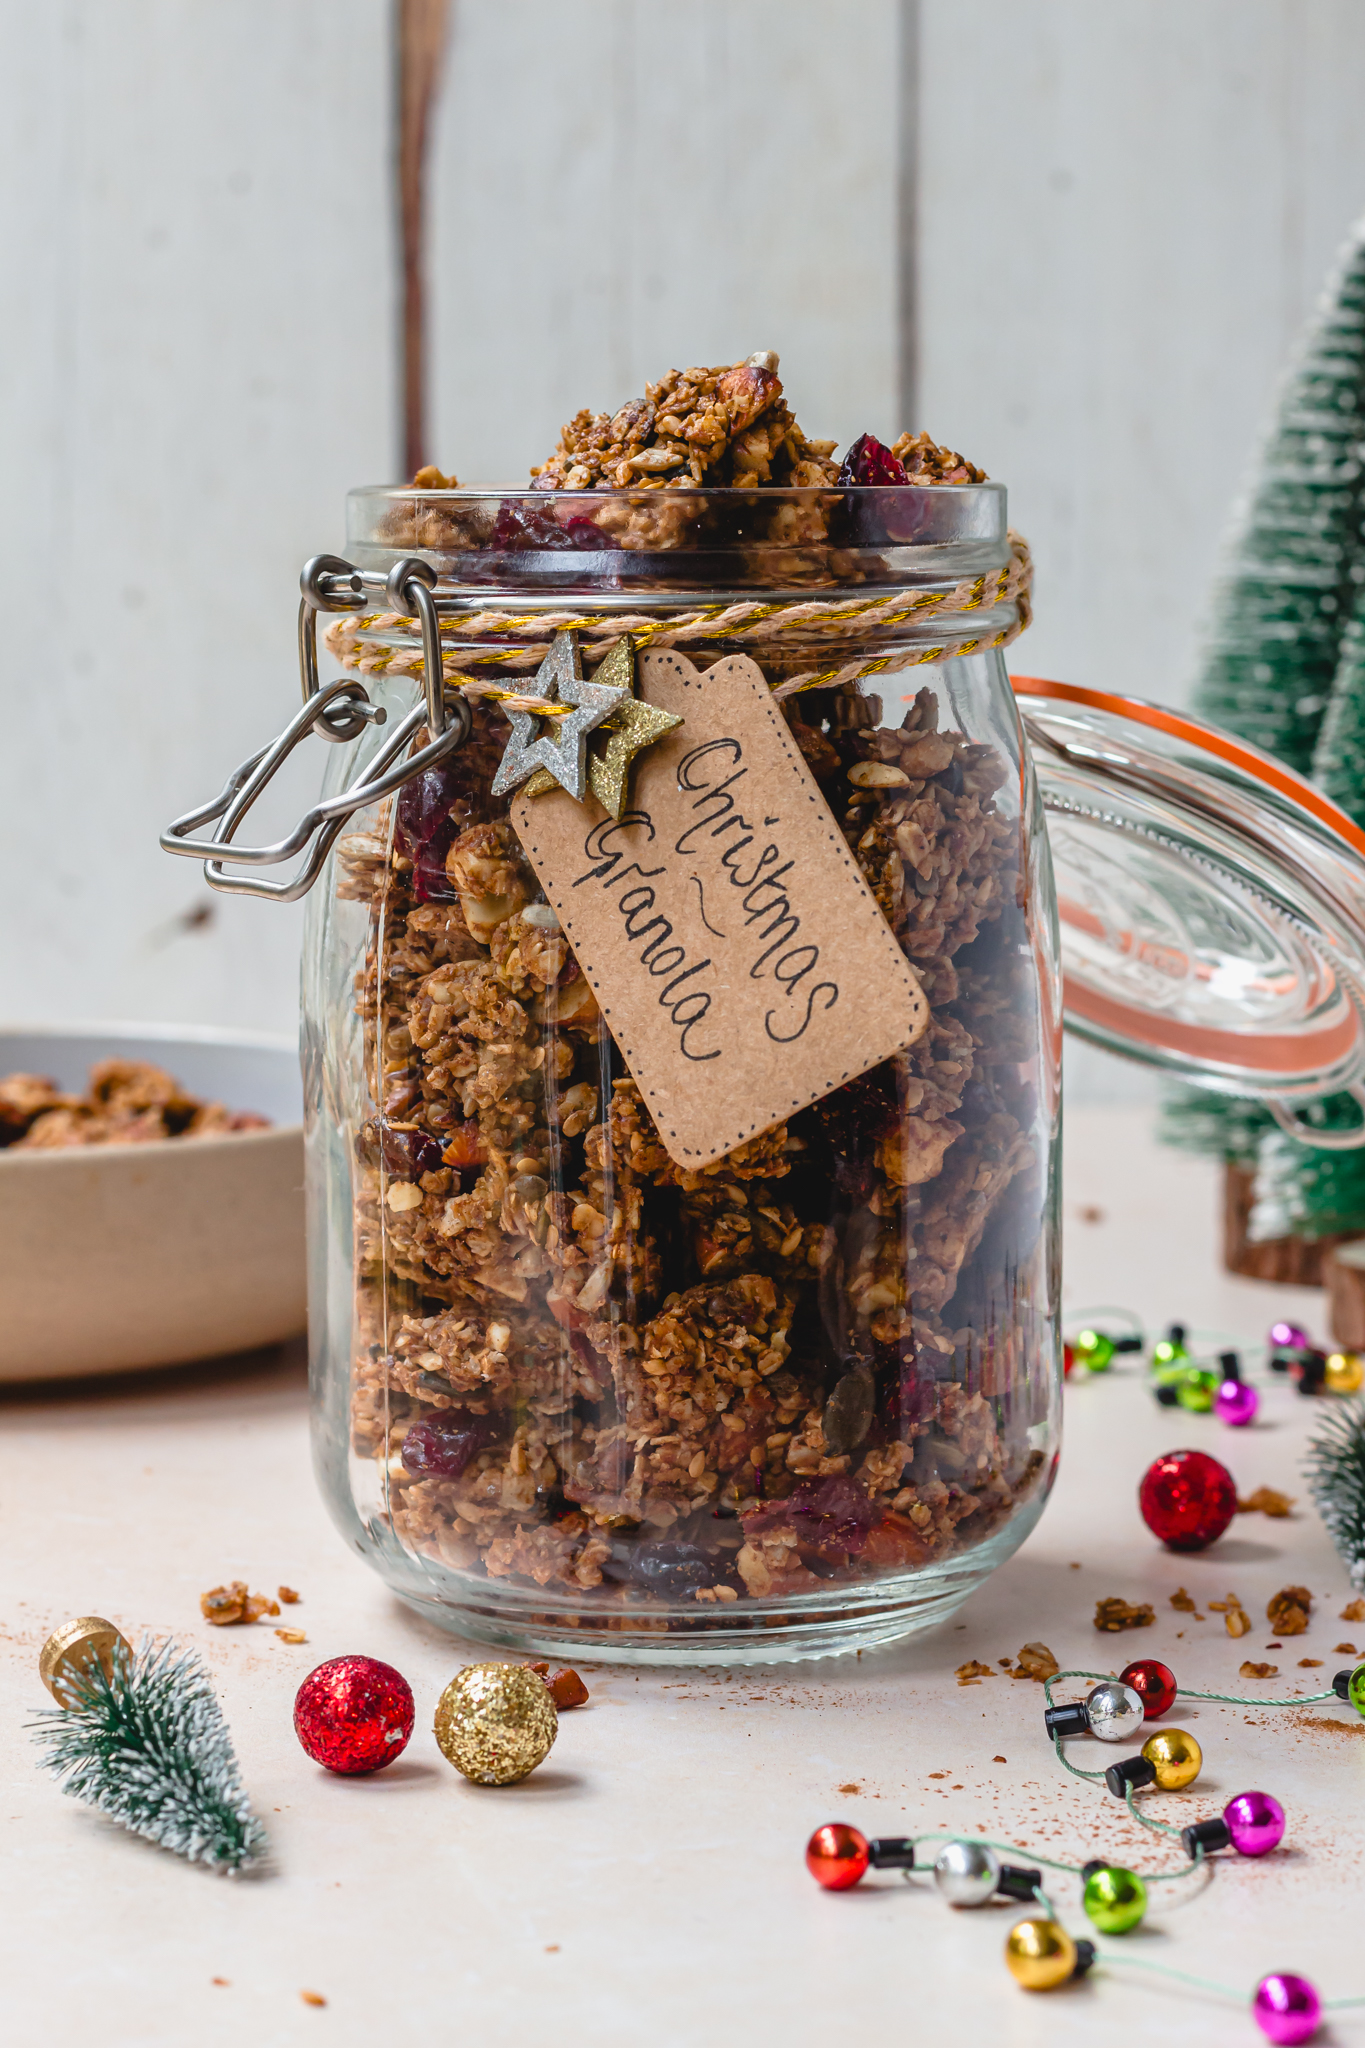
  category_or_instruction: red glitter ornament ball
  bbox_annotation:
[1120,1657,1178,1719]
[1138,1448,1237,1552]
[294,1655,415,1775]
[806,1822,870,1890]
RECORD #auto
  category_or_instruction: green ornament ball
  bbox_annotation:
[1075,1329,1115,1372]
[1349,1662,1365,1720]
[1083,1864,1147,1934]
[1152,1337,1189,1373]
[1176,1367,1217,1413]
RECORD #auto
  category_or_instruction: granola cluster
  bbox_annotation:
[0,1060,268,1150]
[530,352,839,493]
[339,671,1044,1617]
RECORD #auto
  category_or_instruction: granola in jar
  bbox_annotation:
[315,352,1057,1657]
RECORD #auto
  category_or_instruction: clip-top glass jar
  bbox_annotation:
[163,470,1365,1664]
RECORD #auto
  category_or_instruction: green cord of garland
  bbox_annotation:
[1125,1780,1184,1839]
[904,1829,1203,1886]
[1044,1666,1335,1711]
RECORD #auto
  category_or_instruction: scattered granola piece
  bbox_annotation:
[1171,1588,1197,1612]
[1013,1642,1060,1682]
[1240,1662,1279,1679]
[993,1755,1008,1763]
[956,1660,995,1685]
[278,1586,301,1604]
[200,1581,281,1626]
[839,1783,861,1794]
[301,1991,327,2008]
[211,1978,229,1987]
[1336,1642,1359,1655]
[1342,1599,1365,1622]
[1209,1596,1251,1638]
[1299,1658,1324,1668]
[275,1628,308,1645]
[1267,1586,1313,1636]
[1238,1487,1294,1518]
[1094,1597,1155,1632]
[547,1667,590,1710]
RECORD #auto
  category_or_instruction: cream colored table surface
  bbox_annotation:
[3,1107,1361,2048]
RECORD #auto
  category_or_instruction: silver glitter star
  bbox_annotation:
[490,630,630,802]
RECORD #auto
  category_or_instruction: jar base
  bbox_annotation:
[387,1538,1027,1667]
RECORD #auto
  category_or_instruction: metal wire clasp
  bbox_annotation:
[161,553,467,901]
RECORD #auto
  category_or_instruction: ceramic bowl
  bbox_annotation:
[0,1023,305,1381]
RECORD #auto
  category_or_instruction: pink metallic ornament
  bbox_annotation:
[1269,1321,1311,1352]
[1215,1379,1260,1427]
[1253,1973,1321,2045]
[1225,1790,1285,1857]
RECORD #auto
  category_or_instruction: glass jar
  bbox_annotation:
[164,476,1365,1664]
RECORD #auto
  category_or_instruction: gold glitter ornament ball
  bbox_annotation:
[1005,1916,1077,1991]
[1326,1351,1365,1395]
[434,1662,558,1784]
[1141,1727,1203,1790]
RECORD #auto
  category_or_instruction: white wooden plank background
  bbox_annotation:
[3,0,1365,1050]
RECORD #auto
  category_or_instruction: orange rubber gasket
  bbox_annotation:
[1010,673,1365,866]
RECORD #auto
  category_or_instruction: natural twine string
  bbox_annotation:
[323,531,1033,702]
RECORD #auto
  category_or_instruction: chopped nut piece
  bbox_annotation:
[956,1660,995,1684]
[1266,1586,1312,1636]
[278,1586,301,1604]
[275,1628,308,1644]
[200,1581,281,1626]
[1240,1662,1279,1679]
[547,1667,589,1709]
[1299,1658,1324,1668]
[300,1991,327,2008]
[1237,1487,1294,1518]
[993,1755,1008,1763]
[1336,1642,1359,1655]
[1013,1641,1059,1682]
[1342,1599,1365,1622]
[1225,1606,1251,1638]
[1170,1588,1197,1611]
[1094,1597,1155,1632]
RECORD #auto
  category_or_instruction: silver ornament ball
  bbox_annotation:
[1085,1680,1145,1743]
[932,1839,1001,1907]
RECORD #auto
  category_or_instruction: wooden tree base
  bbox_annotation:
[1222,1163,1354,1285]
[1324,1240,1365,1348]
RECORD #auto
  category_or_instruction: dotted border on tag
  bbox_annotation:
[516,652,926,1164]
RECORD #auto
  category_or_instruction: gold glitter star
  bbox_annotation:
[490,630,627,802]
[523,636,683,817]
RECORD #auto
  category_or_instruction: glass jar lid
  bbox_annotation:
[1013,675,1365,1144]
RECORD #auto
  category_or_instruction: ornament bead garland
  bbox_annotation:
[932,1839,999,1906]
[806,1822,870,1890]
[293,1656,415,1775]
[1254,1974,1323,2046]
[1119,1658,1177,1719]
[1080,1861,1147,1934]
[1325,1350,1365,1395]
[1044,1680,1144,1743]
[1004,1916,1082,1991]
[1141,1728,1203,1790]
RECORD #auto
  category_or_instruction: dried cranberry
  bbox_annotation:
[563,515,610,549]
[399,1415,486,1480]
[746,1476,877,1556]
[629,1541,716,1596]
[378,1120,444,1180]
[396,764,459,856]
[837,433,909,488]
[411,827,457,903]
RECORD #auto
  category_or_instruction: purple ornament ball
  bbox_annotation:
[1226,1790,1286,1856]
[1253,1973,1321,2045]
[1216,1379,1260,1427]
[1269,1321,1310,1352]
